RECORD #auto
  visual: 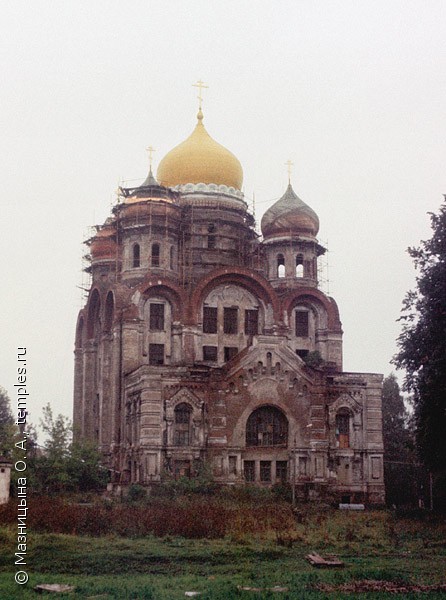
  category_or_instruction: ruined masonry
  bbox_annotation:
[74,106,385,504]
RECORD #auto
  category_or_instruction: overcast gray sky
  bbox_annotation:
[1,0,445,430]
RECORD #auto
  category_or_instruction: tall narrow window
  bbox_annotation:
[203,306,218,333]
[169,246,174,270]
[276,461,288,483]
[244,309,259,335]
[277,254,285,278]
[151,243,160,267]
[244,460,255,482]
[174,403,192,446]
[260,461,271,482]
[207,223,216,249]
[295,311,309,337]
[149,343,164,365]
[224,307,238,334]
[295,255,304,277]
[132,243,140,268]
[336,410,350,449]
[149,303,165,331]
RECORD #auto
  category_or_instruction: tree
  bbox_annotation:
[381,374,418,506]
[31,403,108,494]
[0,386,15,457]
[393,200,446,473]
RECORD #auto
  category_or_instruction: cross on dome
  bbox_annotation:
[192,79,209,110]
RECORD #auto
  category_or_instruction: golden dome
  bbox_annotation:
[157,111,243,190]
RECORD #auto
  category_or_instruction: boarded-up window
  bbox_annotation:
[336,411,350,449]
[203,306,217,333]
[295,311,309,337]
[203,345,217,361]
[371,456,382,479]
[244,309,259,335]
[224,307,238,334]
[229,456,237,475]
[148,343,164,365]
[149,303,164,331]
[244,460,255,482]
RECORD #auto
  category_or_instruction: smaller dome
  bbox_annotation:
[261,183,319,238]
[90,220,117,261]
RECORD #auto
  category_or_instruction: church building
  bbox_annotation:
[74,92,385,505]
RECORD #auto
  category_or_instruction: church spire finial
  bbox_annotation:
[192,79,208,120]
[285,159,294,185]
[146,146,156,171]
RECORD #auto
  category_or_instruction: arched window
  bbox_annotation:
[207,224,216,249]
[169,245,174,270]
[174,403,192,446]
[132,243,140,268]
[104,292,114,332]
[295,255,304,277]
[336,409,351,448]
[151,243,160,267]
[277,254,285,278]
[87,289,101,338]
[246,406,288,447]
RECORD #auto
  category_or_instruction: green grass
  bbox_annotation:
[0,508,445,599]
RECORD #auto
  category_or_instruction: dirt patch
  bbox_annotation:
[315,580,446,594]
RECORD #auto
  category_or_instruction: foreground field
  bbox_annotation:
[1,505,445,599]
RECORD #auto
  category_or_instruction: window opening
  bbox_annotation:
[151,243,160,267]
[276,461,288,483]
[260,461,271,482]
[244,460,255,482]
[224,307,238,334]
[203,306,218,333]
[224,346,238,362]
[244,309,259,335]
[169,246,174,270]
[296,349,309,359]
[295,255,304,277]
[132,243,140,268]
[149,343,164,365]
[277,254,285,278]
[207,223,216,249]
[295,311,309,337]
[246,406,288,447]
[149,303,165,331]
[203,345,218,361]
[336,411,350,448]
[174,403,192,446]
[229,456,237,475]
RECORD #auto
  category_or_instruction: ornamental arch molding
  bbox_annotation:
[165,388,204,417]
[328,393,363,449]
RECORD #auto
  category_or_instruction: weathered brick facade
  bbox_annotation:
[74,111,385,504]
